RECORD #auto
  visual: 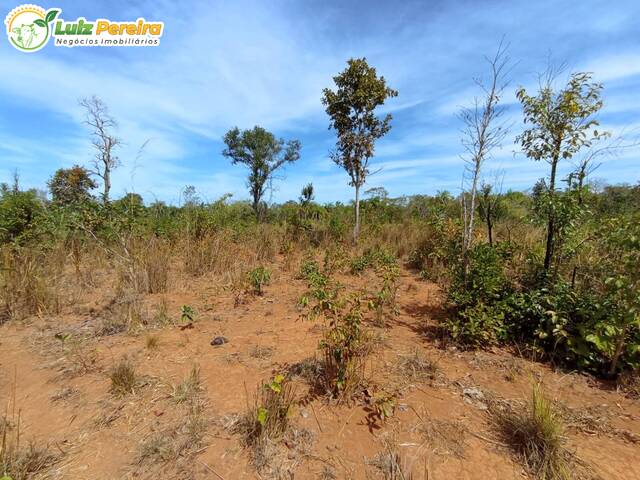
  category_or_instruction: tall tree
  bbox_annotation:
[459,42,510,268]
[80,96,121,205]
[48,165,96,206]
[222,126,301,219]
[322,58,398,242]
[517,70,607,275]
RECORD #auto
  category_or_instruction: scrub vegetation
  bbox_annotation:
[1,53,639,480]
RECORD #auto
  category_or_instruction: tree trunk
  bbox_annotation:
[543,156,559,273]
[253,191,261,221]
[487,215,493,247]
[103,162,111,205]
[353,183,361,243]
[608,325,628,377]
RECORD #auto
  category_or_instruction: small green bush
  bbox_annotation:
[248,266,271,295]
[445,302,506,348]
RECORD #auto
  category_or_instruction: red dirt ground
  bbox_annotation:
[1,260,639,479]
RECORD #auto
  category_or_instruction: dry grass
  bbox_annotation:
[249,344,275,360]
[96,294,146,336]
[109,357,138,396]
[367,437,414,480]
[138,398,208,466]
[617,369,640,399]
[145,333,160,349]
[172,364,202,404]
[395,349,439,383]
[490,383,574,480]
[0,247,60,323]
[229,375,306,478]
[2,406,58,480]
[414,418,467,458]
[288,356,324,385]
[183,232,235,277]
[142,238,170,293]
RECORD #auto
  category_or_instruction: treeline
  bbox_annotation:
[1,175,637,246]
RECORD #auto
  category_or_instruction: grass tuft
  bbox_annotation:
[109,357,137,396]
[172,364,202,404]
[491,383,571,480]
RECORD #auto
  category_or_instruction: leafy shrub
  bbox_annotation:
[369,262,400,327]
[248,266,271,295]
[350,247,397,275]
[180,305,195,323]
[445,302,507,348]
[449,243,510,309]
[320,294,370,399]
[237,374,295,446]
[297,259,342,321]
[0,189,44,244]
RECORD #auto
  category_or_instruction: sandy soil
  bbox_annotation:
[1,259,639,479]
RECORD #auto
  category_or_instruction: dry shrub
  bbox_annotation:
[0,247,60,323]
[395,350,439,383]
[490,383,574,480]
[141,238,170,293]
[249,224,281,263]
[183,231,235,277]
[287,357,324,386]
[97,295,145,335]
[61,336,100,376]
[109,357,138,396]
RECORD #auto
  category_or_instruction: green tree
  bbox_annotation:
[0,188,43,244]
[48,165,96,206]
[222,126,301,219]
[322,58,398,242]
[516,71,608,275]
[299,183,314,205]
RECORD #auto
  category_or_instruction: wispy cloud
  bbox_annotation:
[1,0,639,202]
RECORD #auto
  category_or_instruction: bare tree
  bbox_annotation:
[567,131,640,204]
[80,96,121,204]
[459,41,511,272]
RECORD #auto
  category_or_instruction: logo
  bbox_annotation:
[5,4,58,52]
[5,4,164,52]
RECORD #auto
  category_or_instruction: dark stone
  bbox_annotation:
[210,336,228,346]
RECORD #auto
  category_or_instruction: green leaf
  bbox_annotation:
[34,19,46,27]
[256,407,267,426]
[45,10,59,23]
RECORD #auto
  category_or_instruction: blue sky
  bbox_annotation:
[1,0,639,204]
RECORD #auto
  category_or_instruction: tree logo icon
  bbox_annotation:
[5,4,59,52]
